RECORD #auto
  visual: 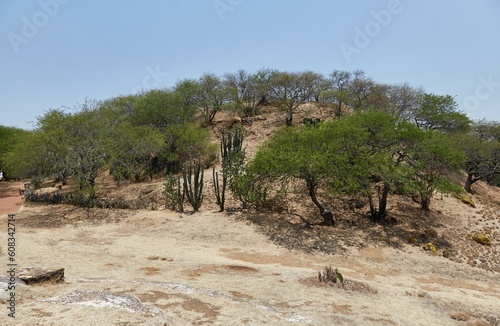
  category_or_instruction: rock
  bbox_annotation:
[17,267,65,285]
[43,290,163,317]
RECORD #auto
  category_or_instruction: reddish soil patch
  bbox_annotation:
[141,267,162,276]
[0,181,24,215]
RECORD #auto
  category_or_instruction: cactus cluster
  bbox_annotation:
[220,128,244,161]
[182,159,204,212]
[213,129,245,212]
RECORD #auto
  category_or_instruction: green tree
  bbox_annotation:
[109,123,164,182]
[301,71,329,103]
[347,70,375,111]
[250,68,278,105]
[251,124,341,225]
[326,70,352,117]
[196,73,229,125]
[64,102,113,197]
[7,109,71,181]
[0,125,31,179]
[412,93,471,133]
[163,122,217,173]
[387,82,424,121]
[133,89,195,129]
[458,120,500,192]
[270,71,313,126]
[409,130,464,210]
[333,111,411,222]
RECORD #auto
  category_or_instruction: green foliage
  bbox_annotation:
[423,243,437,253]
[456,120,500,192]
[182,159,204,212]
[413,93,471,133]
[472,233,491,246]
[460,195,475,208]
[213,128,246,211]
[409,130,465,210]
[217,127,265,209]
[224,146,267,209]
[4,68,499,221]
[0,125,31,178]
[250,122,341,223]
[269,71,313,125]
[134,89,195,128]
[228,165,268,209]
[3,109,70,180]
[318,266,345,287]
[250,110,466,222]
[110,123,164,182]
[164,173,180,211]
[176,73,229,125]
[164,122,217,173]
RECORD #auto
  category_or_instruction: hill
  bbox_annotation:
[0,106,499,325]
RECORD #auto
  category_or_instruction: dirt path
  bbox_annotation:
[0,181,24,215]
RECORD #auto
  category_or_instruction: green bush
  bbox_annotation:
[164,122,217,173]
[472,233,491,246]
[164,173,180,211]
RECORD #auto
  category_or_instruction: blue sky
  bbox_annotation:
[1,0,499,129]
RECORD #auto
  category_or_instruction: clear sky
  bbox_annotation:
[1,0,499,129]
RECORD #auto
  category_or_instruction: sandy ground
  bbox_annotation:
[0,182,499,325]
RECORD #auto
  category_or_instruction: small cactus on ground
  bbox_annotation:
[318,266,344,288]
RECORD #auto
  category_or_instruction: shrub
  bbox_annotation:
[164,173,180,211]
[460,196,476,208]
[164,122,217,172]
[318,266,344,287]
[423,243,437,253]
[472,233,491,246]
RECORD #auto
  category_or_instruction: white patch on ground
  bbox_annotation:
[43,290,163,317]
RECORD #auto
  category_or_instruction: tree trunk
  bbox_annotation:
[420,189,434,212]
[377,182,390,221]
[464,174,474,193]
[88,178,96,198]
[306,177,335,226]
[368,195,376,217]
[285,111,293,126]
[420,193,431,211]
[368,183,389,223]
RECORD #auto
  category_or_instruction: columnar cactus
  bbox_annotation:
[221,129,244,162]
[213,167,225,212]
[182,159,204,212]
